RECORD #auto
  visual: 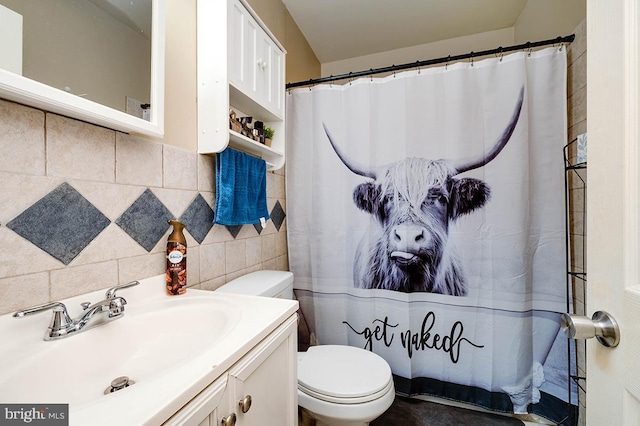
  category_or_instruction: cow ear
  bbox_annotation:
[450,178,491,218]
[353,182,381,213]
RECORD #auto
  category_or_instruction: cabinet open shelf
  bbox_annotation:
[229,130,281,169]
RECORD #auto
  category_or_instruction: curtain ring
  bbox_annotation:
[370,69,374,82]
[416,60,421,74]
[445,55,451,70]
[470,51,474,67]
[497,47,504,62]
[525,42,532,57]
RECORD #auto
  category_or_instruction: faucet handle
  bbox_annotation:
[105,281,140,299]
[108,297,128,317]
[14,301,70,319]
[13,302,75,340]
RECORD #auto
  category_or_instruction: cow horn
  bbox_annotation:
[451,86,524,175]
[323,123,377,179]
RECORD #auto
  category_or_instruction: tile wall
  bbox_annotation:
[0,98,288,316]
[566,19,587,426]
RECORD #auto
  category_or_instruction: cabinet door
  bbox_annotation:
[163,375,229,426]
[228,315,298,426]
[229,0,258,96]
[262,35,284,117]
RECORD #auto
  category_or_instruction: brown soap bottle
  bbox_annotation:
[166,220,187,295]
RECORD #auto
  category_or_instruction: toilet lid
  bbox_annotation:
[297,345,392,401]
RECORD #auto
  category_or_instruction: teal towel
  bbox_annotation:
[214,148,270,226]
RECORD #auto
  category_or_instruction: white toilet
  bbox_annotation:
[215,270,395,426]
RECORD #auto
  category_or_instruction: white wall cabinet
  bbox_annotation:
[198,0,286,170]
[163,314,298,426]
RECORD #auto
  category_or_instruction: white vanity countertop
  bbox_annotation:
[0,274,299,426]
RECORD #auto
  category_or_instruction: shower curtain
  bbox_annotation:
[286,47,574,422]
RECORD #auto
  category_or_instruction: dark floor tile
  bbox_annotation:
[371,396,524,426]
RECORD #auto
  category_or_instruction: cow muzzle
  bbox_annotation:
[389,223,433,266]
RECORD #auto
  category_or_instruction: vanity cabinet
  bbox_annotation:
[163,314,298,426]
[197,0,286,170]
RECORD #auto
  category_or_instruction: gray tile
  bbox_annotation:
[180,194,214,244]
[116,189,173,252]
[226,225,243,239]
[6,182,110,265]
[270,200,286,231]
[253,223,264,234]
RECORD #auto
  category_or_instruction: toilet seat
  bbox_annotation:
[297,345,393,404]
[299,377,394,405]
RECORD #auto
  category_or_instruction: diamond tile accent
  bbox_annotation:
[270,200,286,231]
[180,194,214,244]
[226,225,243,239]
[6,182,110,265]
[116,189,173,252]
[253,223,264,234]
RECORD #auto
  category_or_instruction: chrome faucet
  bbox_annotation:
[13,281,139,341]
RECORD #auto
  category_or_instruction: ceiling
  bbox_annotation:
[88,0,152,39]
[281,0,528,63]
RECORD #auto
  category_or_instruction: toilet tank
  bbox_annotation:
[215,270,294,299]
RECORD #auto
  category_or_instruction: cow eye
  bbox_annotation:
[425,192,447,205]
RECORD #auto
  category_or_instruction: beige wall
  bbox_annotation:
[322,28,514,77]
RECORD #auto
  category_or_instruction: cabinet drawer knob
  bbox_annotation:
[239,394,252,413]
[221,413,236,426]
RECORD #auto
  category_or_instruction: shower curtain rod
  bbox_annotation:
[286,34,575,89]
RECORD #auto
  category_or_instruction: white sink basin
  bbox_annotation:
[0,275,298,425]
[0,297,240,406]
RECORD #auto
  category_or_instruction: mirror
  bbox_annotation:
[0,0,164,137]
